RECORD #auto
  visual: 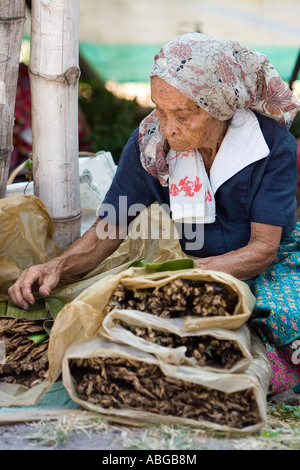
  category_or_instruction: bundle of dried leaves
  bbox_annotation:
[0,318,48,388]
[71,357,260,429]
[104,278,238,318]
[116,321,243,369]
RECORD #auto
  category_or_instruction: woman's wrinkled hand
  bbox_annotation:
[8,260,62,310]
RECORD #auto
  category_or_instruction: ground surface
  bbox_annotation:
[1,201,299,453]
[0,420,236,450]
[0,393,299,451]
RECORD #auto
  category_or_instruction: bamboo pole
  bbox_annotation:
[0,1,26,198]
[29,0,82,249]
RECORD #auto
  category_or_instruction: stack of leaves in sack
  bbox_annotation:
[114,323,243,369]
[105,277,238,318]
[0,297,64,388]
[70,353,260,430]
[99,309,252,372]
[101,275,249,371]
[66,263,270,431]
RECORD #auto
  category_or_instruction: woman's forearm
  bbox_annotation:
[55,219,124,279]
[194,222,283,280]
[194,243,275,280]
[8,218,125,309]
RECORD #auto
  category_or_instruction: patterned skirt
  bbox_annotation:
[248,222,300,396]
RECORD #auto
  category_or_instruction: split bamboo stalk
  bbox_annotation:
[29,0,82,249]
[0,1,26,198]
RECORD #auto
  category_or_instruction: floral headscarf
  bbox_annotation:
[139,33,299,185]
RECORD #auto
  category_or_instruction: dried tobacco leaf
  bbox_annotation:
[104,278,238,318]
[116,319,243,369]
[0,318,49,388]
[71,357,260,429]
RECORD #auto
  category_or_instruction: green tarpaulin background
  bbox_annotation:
[79,42,300,83]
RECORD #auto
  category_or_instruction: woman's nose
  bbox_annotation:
[160,116,180,138]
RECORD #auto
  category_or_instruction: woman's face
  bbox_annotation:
[151,76,223,152]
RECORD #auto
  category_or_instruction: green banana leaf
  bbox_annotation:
[0,297,66,343]
[0,302,6,316]
[45,297,65,319]
[41,298,66,339]
[43,319,55,337]
[27,332,49,344]
[6,298,52,320]
[0,297,65,320]
[129,257,195,272]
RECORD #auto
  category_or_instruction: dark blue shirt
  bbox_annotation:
[99,113,297,257]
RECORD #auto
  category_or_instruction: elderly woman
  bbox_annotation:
[8,33,300,397]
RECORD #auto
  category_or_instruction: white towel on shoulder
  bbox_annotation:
[167,148,216,224]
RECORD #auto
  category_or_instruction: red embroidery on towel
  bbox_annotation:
[205,190,213,202]
[169,176,203,197]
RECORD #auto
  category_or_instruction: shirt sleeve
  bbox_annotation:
[249,128,298,227]
[97,128,156,226]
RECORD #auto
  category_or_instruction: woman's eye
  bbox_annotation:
[177,115,188,122]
